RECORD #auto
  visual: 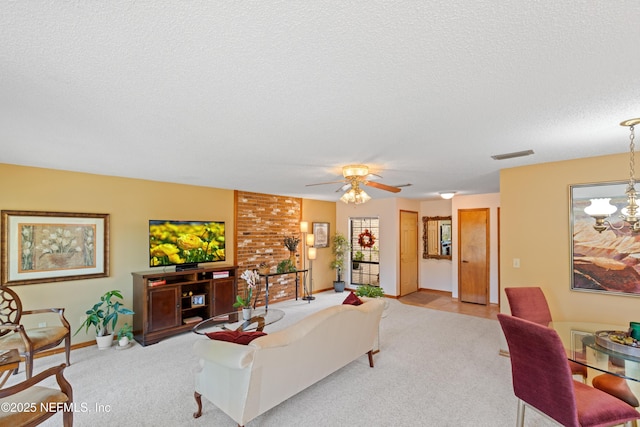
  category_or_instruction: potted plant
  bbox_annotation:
[116,322,133,347]
[355,284,385,298]
[276,259,296,273]
[283,235,300,264]
[330,232,350,292]
[353,251,365,269]
[74,289,135,350]
[233,269,260,320]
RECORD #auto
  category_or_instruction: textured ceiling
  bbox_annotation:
[2,1,640,202]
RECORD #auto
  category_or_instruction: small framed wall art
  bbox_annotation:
[1,210,110,285]
[312,222,330,248]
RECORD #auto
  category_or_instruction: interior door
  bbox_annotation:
[458,208,489,305]
[399,210,418,296]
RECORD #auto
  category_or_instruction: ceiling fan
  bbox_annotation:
[306,164,404,204]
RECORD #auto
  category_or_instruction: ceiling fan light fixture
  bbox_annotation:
[355,189,371,204]
[439,192,456,200]
[342,164,369,178]
[340,189,356,204]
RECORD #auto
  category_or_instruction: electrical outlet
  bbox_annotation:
[513,258,520,268]
[38,322,46,328]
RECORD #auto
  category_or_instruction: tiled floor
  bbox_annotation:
[398,289,499,320]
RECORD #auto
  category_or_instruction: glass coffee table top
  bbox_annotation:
[192,308,285,334]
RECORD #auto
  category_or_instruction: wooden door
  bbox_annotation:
[458,208,489,305]
[399,210,418,296]
[148,286,180,331]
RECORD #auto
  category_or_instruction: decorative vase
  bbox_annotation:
[289,251,297,265]
[118,337,130,347]
[95,333,114,350]
[242,307,252,320]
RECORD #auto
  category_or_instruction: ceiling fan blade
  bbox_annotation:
[305,180,345,187]
[364,180,402,193]
[336,183,352,193]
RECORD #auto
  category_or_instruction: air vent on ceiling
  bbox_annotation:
[491,149,535,160]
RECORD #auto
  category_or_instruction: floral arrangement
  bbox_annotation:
[358,229,376,248]
[233,269,260,309]
[283,235,300,252]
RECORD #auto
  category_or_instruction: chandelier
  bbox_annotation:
[584,118,640,233]
[340,181,371,204]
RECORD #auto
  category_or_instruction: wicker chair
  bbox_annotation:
[0,286,71,378]
[0,363,73,426]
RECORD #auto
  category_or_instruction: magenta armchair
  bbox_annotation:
[498,313,640,427]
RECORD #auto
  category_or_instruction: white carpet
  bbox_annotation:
[6,291,558,426]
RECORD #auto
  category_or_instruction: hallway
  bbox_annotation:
[398,289,499,320]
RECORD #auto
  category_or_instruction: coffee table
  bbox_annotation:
[192,308,285,335]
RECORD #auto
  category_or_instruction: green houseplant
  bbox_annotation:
[353,250,365,269]
[116,322,133,347]
[330,232,350,292]
[75,290,135,349]
[276,259,296,273]
[355,284,385,298]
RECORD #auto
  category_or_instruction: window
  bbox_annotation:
[350,217,379,286]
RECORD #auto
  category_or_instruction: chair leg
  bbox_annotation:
[63,409,73,427]
[25,354,33,379]
[193,392,203,418]
[516,399,525,427]
[65,334,71,366]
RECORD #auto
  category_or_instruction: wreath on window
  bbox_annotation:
[358,229,376,248]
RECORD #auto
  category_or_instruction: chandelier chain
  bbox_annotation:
[631,125,636,185]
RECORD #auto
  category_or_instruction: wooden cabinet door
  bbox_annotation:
[148,287,180,331]
[213,278,235,315]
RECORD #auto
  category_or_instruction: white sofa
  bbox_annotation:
[192,297,385,426]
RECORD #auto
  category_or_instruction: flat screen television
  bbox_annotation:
[149,220,225,270]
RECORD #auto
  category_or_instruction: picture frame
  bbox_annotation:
[191,294,205,307]
[570,181,640,296]
[1,210,110,286]
[312,222,329,248]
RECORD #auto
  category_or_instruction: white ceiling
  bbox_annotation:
[2,1,640,202]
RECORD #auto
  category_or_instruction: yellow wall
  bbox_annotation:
[500,152,640,324]
[301,199,337,292]
[0,163,334,344]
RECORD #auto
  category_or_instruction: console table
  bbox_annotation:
[257,270,307,311]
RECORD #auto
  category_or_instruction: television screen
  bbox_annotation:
[149,220,225,268]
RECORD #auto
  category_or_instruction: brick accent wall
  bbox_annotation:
[235,190,303,306]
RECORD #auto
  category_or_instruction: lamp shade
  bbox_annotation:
[307,247,317,260]
[354,190,371,204]
[439,192,456,200]
[300,221,309,233]
[306,234,315,247]
[584,198,617,217]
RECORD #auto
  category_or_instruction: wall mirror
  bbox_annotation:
[422,216,452,260]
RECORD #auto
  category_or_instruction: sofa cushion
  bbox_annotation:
[205,330,267,345]
[342,292,363,306]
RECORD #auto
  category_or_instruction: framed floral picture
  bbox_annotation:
[1,210,109,285]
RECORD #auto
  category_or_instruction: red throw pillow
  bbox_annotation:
[205,330,267,345]
[342,292,363,306]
